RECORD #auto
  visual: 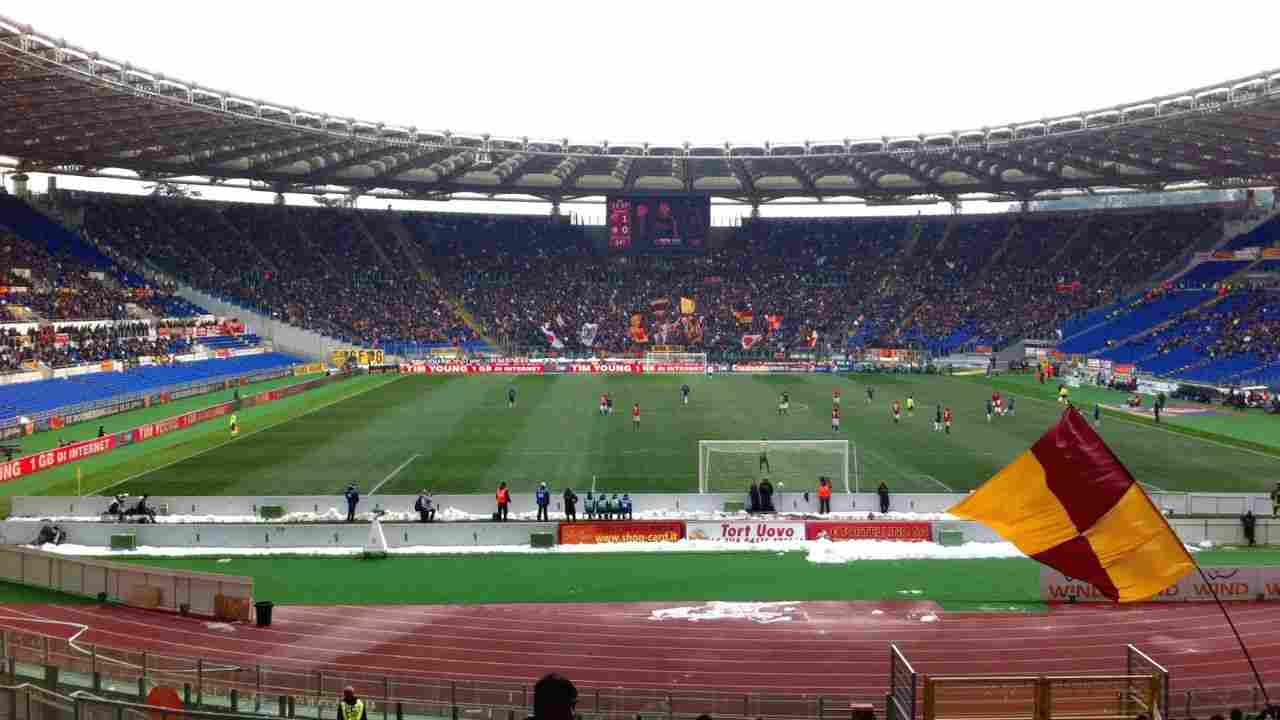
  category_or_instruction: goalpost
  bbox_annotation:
[644,351,707,371]
[698,440,854,494]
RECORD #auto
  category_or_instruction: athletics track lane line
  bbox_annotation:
[91,375,406,496]
[4,602,1275,696]
[40,599,1273,657]
[7,599,1269,702]
[1,605,1270,706]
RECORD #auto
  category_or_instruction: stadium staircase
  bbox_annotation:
[1095,291,1233,361]
[1158,210,1280,287]
[1046,215,1093,266]
[975,218,1021,279]
[0,195,144,287]
[381,213,430,277]
[1057,289,1216,355]
[271,207,321,266]
[446,296,494,348]
[349,211,396,271]
[1057,210,1269,346]
[213,206,277,273]
[377,214,496,348]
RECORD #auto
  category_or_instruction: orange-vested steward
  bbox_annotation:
[818,483,832,499]
[496,488,510,505]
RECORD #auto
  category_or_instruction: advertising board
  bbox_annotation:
[558,521,685,544]
[686,521,805,543]
[804,522,933,542]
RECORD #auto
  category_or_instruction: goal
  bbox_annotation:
[698,440,853,494]
[644,351,707,371]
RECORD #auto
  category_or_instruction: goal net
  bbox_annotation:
[644,351,707,371]
[698,440,852,494]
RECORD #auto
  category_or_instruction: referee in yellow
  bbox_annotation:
[229,413,239,437]
[337,687,367,720]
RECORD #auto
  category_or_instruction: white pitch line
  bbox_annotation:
[92,375,406,497]
[921,475,954,492]
[370,453,422,495]
[995,385,1280,464]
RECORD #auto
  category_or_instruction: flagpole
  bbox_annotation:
[1192,562,1271,709]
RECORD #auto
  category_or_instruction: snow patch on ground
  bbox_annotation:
[871,609,885,616]
[806,539,1024,564]
[202,622,235,632]
[31,538,1024,561]
[919,614,939,623]
[650,601,802,624]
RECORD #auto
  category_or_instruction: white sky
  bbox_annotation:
[7,2,1279,220]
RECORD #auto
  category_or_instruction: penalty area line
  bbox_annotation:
[91,375,406,497]
[920,475,954,492]
[370,453,422,495]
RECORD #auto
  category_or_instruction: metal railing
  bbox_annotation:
[0,628,875,720]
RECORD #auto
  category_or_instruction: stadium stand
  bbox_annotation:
[0,351,298,424]
[80,197,476,349]
[1176,260,1252,289]
[67,195,1249,362]
[10,192,1275,385]
[1221,214,1280,250]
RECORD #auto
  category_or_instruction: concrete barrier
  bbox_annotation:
[5,516,1276,551]
[0,520,560,549]
[12,492,964,518]
[13,491,1275,521]
[0,544,252,618]
[943,517,1280,547]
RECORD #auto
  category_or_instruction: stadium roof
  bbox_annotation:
[3,14,1280,206]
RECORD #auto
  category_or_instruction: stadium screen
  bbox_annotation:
[607,196,710,252]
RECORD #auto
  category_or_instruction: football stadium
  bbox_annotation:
[0,7,1279,720]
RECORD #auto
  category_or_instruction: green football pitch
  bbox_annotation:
[48,371,1277,499]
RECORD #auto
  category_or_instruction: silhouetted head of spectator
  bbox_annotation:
[532,673,577,720]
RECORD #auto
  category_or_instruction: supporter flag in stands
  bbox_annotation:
[733,308,754,325]
[579,323,599,347]
[630,314,649,343]
[949,407,1194,602]
[680,297,696,315]
[540,324,564,350]
[741,334,763,350]
[681,315,704,344]
[651,298,671,317]
[805,329,819,348]
[766,314,783,332]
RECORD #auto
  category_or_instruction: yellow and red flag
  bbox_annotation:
[949,406,1193,603]
[680,297,696,315]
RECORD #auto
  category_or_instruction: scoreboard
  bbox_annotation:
[607,196,710,252]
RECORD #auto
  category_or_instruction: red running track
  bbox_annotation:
[0,601,1276,718]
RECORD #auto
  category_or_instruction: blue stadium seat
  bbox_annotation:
[0,352,300,424]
